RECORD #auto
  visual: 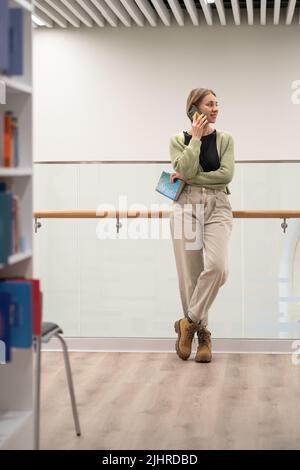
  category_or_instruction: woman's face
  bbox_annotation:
[198,93,219,124]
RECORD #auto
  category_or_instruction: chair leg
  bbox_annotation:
[55,334,81,436]
[33,335,42,450]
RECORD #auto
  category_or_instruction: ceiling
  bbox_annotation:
[32,0,300,28]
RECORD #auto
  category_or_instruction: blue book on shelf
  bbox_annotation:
[0,281,32,349]
[155,171,186,201]
[7,8,23,76]
[0,0,9,73]
[0,291,12,362]
[0,190,13,264]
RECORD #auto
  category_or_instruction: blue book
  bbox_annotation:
[155,171,186,201]
[0,281,32,348]
[0,190,13,264]
[0,0,9,73]
[0,291,12,362]
[7,8,23,76]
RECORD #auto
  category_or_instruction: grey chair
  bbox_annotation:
[34,322,81,450]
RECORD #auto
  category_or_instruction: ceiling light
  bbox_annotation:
[31,14,46,26]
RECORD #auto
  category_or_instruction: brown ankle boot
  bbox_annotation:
[174,317,199,361]
[195,327,212,362]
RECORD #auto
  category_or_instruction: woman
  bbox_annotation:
[169,88,234,363]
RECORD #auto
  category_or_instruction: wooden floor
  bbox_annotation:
[40,351,300,450]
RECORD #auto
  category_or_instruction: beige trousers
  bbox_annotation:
[169,185,233,327]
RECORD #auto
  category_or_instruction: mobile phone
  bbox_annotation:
[188,104,203,122]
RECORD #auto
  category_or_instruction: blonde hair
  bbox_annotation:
[186,88,216,121]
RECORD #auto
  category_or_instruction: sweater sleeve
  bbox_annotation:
[187,134,235,185]
[169,135,202,179]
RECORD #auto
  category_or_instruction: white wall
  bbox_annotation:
[33,11,300,163]
[32,13,300,340]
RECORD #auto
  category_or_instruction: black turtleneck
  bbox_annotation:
[183,129,220,172]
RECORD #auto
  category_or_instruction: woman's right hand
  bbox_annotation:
[170,172,188,183]
[191,113,208,140]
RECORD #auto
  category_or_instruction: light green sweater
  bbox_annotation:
[169,129,235,195]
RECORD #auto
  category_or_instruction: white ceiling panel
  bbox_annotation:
[32,0,300,29]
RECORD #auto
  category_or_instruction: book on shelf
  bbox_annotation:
[8,8,24,76]
[0,183,13,264]
[0,3,23,76]
[0,182,23,264]
[0,291,12,363]
[0,0,9,74]
[0,281,32,350]
[3,278,42,336]
[12,194,21,254]
[2,111,19,168]
[12,115,19,167]
[0,279,42,362]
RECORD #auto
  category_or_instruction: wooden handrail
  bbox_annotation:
[33,210,300,234]
[33,210,300,219]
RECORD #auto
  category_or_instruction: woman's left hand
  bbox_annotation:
[170,172,189,183]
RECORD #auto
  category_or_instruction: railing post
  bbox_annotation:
[116,216,122,234]
[281,218,288,233]
[34,217,42,233]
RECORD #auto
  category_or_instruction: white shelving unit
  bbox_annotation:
[0,0,34,450]
[11,0,33,12]
[0,167,32,176]
[0,76,32,94]
[0,249,33,269]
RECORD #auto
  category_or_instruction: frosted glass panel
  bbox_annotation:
[33,162,300,339]
[78,220,181,337]
[33,219,80,336]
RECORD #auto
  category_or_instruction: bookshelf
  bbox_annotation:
[0,0,34,450]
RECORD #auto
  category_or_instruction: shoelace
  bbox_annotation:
[186,328,196,341]
[186,324,200,344]
[197,329,211,347]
